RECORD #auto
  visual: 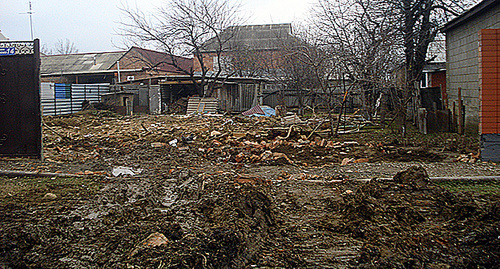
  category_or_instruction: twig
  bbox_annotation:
[42,120,70,140]
[0,170,82,178]
[284,125,294,139]
[307,120,325,140]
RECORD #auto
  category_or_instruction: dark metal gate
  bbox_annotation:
[0,40,42,159]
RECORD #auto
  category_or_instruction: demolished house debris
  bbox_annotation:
[1,111,499,268]
[0,99,499,268]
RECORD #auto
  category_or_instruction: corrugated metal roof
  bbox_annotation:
[41,47,193,76]
[41,51,126,76]
[202,23,294,52]
[441,0,498,32]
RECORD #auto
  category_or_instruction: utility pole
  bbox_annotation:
[20,1,35,40]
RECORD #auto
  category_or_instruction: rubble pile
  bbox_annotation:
[33,111,465,177]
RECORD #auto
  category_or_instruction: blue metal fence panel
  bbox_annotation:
[41,83,110,116]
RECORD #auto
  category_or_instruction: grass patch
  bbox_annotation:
[0,176,102,205]
[437,180,500,195]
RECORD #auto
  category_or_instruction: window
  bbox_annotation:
[420,73,430,88]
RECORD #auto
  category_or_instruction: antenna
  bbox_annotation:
[20,1,35,40]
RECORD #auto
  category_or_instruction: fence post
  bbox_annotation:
[53,84,57,116]
[70,84,73,114]
[458,87,463,135]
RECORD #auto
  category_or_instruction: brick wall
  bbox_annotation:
[479,29,500,134]
[193,50,285,74]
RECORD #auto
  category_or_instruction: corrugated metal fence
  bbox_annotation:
[41,83,110,116]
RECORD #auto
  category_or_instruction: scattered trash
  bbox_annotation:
[151,142,167,148]
[142,232,169,247]
[112,166,143,177]
[242,105,276,117]
[353,158,369,164]
[456,152,479,163]
[282,114,305,125]
[43,193,57,200]
[169,139,178,147]
[130,232,169,257]
[182,134,196,144]
[162,190,178,207]
[341,158,355,166]
[210,131,222,137]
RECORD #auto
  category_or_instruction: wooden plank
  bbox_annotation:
[186,97,219,114]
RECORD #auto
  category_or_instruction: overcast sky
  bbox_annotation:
[1,0,313,53]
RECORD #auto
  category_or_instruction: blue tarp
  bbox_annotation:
[242,105,276,117]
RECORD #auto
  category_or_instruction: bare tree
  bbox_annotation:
[41,39,79,55]
[263,25,350,136]
[311,0,477,134]
[120,0,243,96]
[54,39,79,55]
[397,0,475,124]
[40,44,53,55]
[273,29,324,116]
[311,0,400,123]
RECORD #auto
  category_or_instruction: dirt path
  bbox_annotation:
[266,180,363,268]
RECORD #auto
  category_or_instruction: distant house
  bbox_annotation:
[194,23,295,76]
[189,24,301,113]
[421,63,446,90]
[41,46,192,84]
[41,47,193,115]
[442,0,500,161]
[0,30,8,41]
[420,62,447,110]
[41,51,124,84]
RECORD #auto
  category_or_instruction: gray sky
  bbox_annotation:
[1,0,313,53]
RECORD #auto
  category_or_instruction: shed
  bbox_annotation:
[101,92,135,116]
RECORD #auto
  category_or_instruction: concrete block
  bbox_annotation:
[481,134,500,162]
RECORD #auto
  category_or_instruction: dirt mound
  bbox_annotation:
[393,165,430,186]
[328,166,500,268]
[0,173,276,269]
[0,113,496,268]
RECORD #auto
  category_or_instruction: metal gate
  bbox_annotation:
[0,40,42,159]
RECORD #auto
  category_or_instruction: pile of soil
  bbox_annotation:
[2,166,498,268]
[0,170,276,268]
[330,166,500,268]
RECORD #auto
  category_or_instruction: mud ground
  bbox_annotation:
[1,112,499,268]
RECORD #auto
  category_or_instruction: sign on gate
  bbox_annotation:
[0,40,42,159]
[0,47,16,56]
